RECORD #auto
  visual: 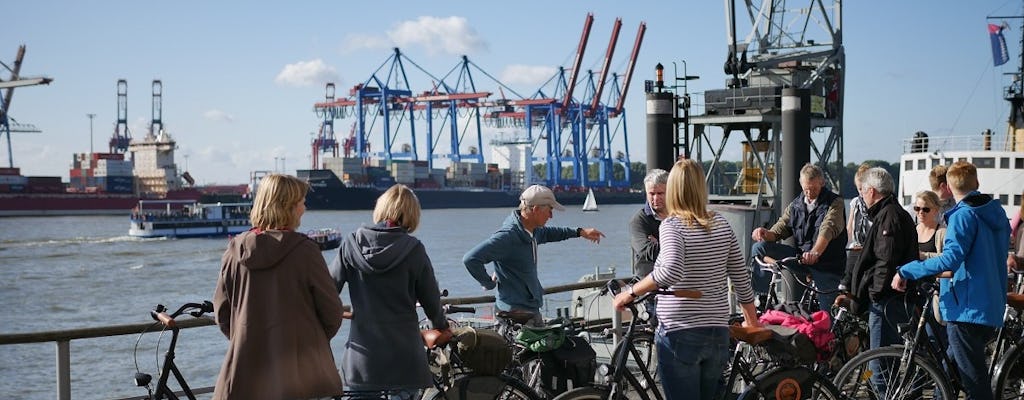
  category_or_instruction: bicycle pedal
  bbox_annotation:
[134,372,152,387]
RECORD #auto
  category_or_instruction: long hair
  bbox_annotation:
[373,184,422,233]
[665,159,714,231]
[249,174,309,230]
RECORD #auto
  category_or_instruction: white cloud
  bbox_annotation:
[275,59,339,87]
[500,65,556,87]
[203,109,235,123]
[342,16,487,56]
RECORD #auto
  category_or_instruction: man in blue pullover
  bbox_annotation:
[892,161,1009,400]
[463,185,605,324]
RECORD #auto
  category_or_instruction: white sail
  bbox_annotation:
[582,189,599,212]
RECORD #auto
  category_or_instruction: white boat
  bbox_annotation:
[582,188,599,212]
[896,133,1023,220]
[129,200,251,238]
[307,227,342,251]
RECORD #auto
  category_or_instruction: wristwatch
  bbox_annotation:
[576,227,583,237]
[628,285,638,298]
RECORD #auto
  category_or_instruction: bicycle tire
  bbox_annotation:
[736,366,842,400]
[831,345,953,400]
[550,386,609,400]
[425,374,542,400]
[992,341,1024,400]
[611,330,659,397]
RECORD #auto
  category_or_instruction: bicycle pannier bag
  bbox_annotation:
[453,327,512,376]
[764,325,818,364]
[540,335,596,394]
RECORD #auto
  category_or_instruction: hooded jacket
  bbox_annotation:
[463,210,578,312]
[898,192,1010,327]
[329,222,447,390]
[213,229,344,400]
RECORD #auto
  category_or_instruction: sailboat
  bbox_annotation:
[582,188,599,212]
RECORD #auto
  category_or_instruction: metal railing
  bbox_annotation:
[0,277,623,400]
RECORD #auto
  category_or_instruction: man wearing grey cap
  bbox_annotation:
[463,184,605,324]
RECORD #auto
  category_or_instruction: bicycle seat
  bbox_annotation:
[420,329,453,349]
[729,325,773,345]
[495,310,538,325]
[1008,293,1024,312]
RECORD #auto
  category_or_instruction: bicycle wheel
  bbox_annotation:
[515,352,549,399]
[737,366,843,400]
[425,374,541,400]
[832,346,953,400]
[993,342,1024,400]
[611,330,659,396]
[551,386,608,400]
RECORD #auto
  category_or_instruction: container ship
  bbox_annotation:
[298,156,642,210]
[0,130,228,217]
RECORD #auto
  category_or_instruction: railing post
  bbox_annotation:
[611,308,622,347]
[56,340,70,400]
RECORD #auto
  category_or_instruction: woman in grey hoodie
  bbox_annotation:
[330,184,450,396]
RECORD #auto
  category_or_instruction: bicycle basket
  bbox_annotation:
[453,327,512,376]
[515,323,566,353]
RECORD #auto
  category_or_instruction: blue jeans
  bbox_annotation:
[866,295,913,396]
[749,241,842,311]
[656,327,730,400]
[947,322,996,400]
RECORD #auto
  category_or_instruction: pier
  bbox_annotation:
[0,278,625,400]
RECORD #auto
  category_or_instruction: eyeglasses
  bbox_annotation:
[913,206,932,213]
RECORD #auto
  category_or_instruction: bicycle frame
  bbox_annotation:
[152,326,197,400]
[602,310,662,400]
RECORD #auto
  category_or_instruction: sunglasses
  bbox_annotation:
[913,206,932,213]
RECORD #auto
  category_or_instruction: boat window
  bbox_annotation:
[957,157,967,162]
[945,158,954,165]
[1016,158,1023,169]
[1000,194,1009,206]
[917,159,927,170]
[973,157,995,168]
[905,160,913,171]
[1016,194,1022,206]
[903,195,912,205]
[931,158,941,168]
[1001,158,1010,169]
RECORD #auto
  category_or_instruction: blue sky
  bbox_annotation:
[4,1,1021,185]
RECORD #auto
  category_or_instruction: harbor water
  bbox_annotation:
[0,204,641,399]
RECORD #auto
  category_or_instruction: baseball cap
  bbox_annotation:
[519,185,565,211]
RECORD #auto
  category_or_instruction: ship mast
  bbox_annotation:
[991,4,1024,152]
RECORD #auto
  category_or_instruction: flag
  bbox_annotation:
[990,23,1010,67]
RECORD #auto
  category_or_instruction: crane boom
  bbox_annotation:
[561,13,594,111]
[614,22,646,114]
[589,18,622,115]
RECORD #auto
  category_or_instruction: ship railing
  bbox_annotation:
[0,277,628,400]
[901,133,1016,154]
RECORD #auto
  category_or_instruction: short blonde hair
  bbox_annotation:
[665,158,714,231]
[914,190,942,211]
[373,184,421,233]
[945,161,979,193]
[250,174,309,230]
[929,165,948,192]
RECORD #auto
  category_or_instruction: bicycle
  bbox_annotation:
[552,279,700,400]
[132,301,213,400]
[830,279,959,399]
[991,271,1024,399]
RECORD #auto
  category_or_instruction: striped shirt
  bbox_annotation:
[650,213,755,333]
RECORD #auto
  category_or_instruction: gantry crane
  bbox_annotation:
[109,79,131,153]
[0,45,51,168]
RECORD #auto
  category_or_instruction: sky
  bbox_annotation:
[3,1,1022,185]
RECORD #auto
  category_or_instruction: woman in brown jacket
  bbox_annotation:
[213,174,345,400]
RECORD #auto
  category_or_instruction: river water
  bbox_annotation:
[0,204,641,399]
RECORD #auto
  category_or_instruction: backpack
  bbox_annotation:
[539,336,596,394]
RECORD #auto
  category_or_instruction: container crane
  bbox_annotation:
[1,45,51,168]
[109,79,131,153]
[312,83,339,168]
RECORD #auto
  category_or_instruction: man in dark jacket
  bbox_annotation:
[629,168,668,326]
[750,163,847,311]
[838,167,918,350]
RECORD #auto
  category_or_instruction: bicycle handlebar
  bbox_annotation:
[752,255,801,271]
[149,301,214,328]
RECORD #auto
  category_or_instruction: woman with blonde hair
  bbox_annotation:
[914,190,946,260]
[612,159,760,400]
[330,184,449,397]
[213,174,344,400]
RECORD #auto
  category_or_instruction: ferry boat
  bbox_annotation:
[896,132,1023,220]
[307,227,342,251]
[128,200,251,238]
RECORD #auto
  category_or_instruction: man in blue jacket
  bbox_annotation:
[892,161,1009,400]
[463,185,605,324]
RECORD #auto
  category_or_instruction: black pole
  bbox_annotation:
[646,91,675,171]
[781,88,811,208]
